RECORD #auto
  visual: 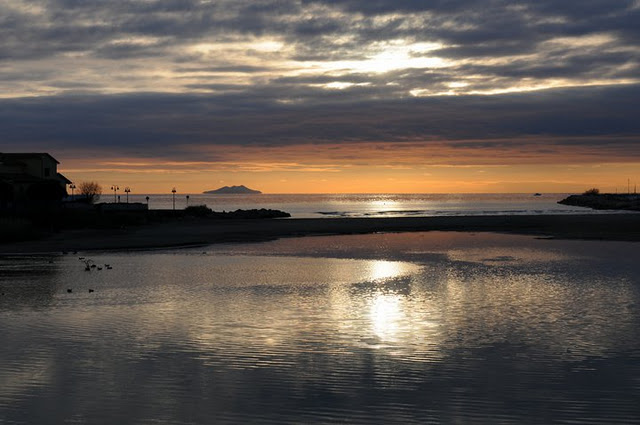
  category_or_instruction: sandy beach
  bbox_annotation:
[1,213,639,253]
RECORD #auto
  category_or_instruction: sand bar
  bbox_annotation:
[1,213,639,253]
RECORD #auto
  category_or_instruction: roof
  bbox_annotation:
[1,172,71,185]
[0,152,60,164]
[57,172,72,184]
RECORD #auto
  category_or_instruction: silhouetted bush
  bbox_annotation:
[185,205,212,217]
[583,188,600,195]
[78,181,102,204]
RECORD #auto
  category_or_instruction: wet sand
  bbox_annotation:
[1,213,639,253]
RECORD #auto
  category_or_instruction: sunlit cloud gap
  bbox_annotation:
[306,41,446,74]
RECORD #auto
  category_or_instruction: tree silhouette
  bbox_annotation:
[79,181,102,203]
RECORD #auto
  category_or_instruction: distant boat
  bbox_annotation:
[533,193,542,196]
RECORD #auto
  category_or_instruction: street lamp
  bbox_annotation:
[69,183,76,200]
[111,185,119,203]
[124,187,131,203]
[172,187,177,210]
[186,195,190,207]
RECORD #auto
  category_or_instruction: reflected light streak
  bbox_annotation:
[370,294,404,342]
[369,260,404,281]
[367,199,400,215]
[364,260,421,345]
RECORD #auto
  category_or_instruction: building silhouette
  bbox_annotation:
[0,153,71,210]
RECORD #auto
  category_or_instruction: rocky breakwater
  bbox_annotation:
[180,205,290,219]
[211,208,291,219]
[559,194,640,211]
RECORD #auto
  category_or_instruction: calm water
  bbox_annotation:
[1,232,639,424]
[111,193,605,218]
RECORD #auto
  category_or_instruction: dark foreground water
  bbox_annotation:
[1,232,639,424]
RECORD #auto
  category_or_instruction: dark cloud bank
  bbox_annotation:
[3,0,638,58]
[1,84,639,161]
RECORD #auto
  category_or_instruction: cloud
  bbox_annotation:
[1,84,638,165]
[0,0,638,171]
[0,0,638,98]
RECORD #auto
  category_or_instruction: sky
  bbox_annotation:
[1,0,639,194]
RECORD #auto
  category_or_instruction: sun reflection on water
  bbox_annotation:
[370,294,404,342]
[369,260,405,281]
[366,198,399,215]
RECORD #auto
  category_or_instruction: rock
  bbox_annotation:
[558,194,640,211]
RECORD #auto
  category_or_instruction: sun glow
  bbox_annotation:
[311,41,446,74]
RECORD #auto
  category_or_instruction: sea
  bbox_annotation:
[112,192,610,218]
[1,231,639,424]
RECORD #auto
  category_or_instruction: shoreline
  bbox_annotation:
[1,213,639,254]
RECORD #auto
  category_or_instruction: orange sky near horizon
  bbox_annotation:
[58,144,640,195]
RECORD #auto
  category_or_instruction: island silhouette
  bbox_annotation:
[203,185,261,194]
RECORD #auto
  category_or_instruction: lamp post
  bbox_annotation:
[186,195,190,207]
[124,187,131,203]
[172,187,177,210]
[69,183,76,200]
[146,196,150,206]
[111,185,119,203]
